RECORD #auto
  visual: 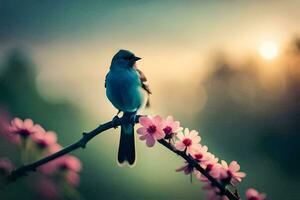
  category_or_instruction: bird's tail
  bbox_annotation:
[118,113,136,166]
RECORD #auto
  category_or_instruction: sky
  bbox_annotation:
[1,0,300,118]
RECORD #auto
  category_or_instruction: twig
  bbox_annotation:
[6,115,239,200]
[7,115,139,182]
[158,140,239,200]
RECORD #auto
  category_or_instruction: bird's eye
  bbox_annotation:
[124,56,133,61]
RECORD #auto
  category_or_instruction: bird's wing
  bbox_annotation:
[135,67,151,108]
[135,68,151,95]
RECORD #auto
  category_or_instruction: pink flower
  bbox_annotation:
[39,143,62,174]
[161,116,182,139]
[0,158,14,177]
[9,118,45,139]
[204,188,229,200]
[190,146,221,181]
[40,155,81,175]
[175,161,194,175]
[191,145,209,164]
[58,155,82,172]
[39,157,60,175]
[36,179,60,199]
[66,171,80,186]
[137,116,164,147]
[31,131,57,149]
[48,143,63,154]
[175,128,201,155]
[204,153,219,166]
[246,188,266,200]
[0,113,20,144]
[220,160,246,185]
[198,152,219,174]
[202,184,230,200]
[195,163,221,182]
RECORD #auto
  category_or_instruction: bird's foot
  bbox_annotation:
[130,114,136,124]
[116,110,121,116]
[112,115,120,129]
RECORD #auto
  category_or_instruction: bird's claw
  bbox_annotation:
[130,114,137,124]
[112,115,120,129]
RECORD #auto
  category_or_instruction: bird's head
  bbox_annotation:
[110,49,141,69]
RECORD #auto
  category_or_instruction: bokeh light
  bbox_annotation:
[259,41,279,60]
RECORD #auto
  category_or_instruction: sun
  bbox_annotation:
[259,41,279,60]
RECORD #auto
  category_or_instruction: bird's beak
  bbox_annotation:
[132,56,141,61]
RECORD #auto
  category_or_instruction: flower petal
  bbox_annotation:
[139,134,147,140]
[154,130,165,140]
[166,116,173,123]
[175,142,186,151]
[32,124,45,133]
[176,131,184,140]
[221,160,228,169]
[139,117,153,127]
[235,172,246,178]
[12,118,23,129]
[24,119,34,129]
[137,127,147,136]
[146,134,156,147]
[229,161,240,172]
[184,128,190,137]
[45,131,57,145]
[189,130,199,139]
[192,135,201,144]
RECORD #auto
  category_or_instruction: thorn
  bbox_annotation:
[79,140,86,149]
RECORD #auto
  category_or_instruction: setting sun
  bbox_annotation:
[259,41,279,60]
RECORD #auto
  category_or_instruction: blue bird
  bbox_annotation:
[105,49,151,165]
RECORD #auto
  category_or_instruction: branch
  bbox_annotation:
[7,115,139,183]
[158,140,239,200]
[6,115,239,200]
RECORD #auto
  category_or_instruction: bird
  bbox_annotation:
[105,49,151,166]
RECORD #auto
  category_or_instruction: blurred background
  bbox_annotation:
[1,0,300,199]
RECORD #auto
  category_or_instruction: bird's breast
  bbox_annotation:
[105,69,144,112]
